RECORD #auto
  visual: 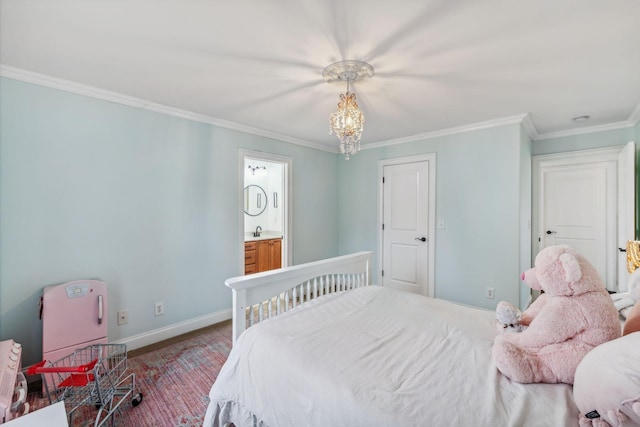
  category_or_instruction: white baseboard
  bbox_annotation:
[115,309,232,351]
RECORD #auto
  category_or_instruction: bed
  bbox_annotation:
[204,251,579,427]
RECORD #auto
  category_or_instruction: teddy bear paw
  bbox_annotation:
[492,341,538,383]
[579,414,613,427]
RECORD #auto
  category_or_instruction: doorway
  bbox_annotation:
[532,143,635,291]
[378,154,436,296]
[238,150,292,275]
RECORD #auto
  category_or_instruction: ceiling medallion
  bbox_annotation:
[323,61,374,160]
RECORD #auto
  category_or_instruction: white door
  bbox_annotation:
[381,160,432,295]
[618,141,636,291]
[541,164,608,281]
[533,146,631,291]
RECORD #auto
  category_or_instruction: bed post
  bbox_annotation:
[232,289,247,345]
[366,256,371,286]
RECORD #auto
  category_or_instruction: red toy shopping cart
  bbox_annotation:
[27,343,142,426]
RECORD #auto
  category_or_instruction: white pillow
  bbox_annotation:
[627,268,640,300]
[573,333,640,426]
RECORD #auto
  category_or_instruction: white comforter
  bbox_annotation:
[204,286,578,427]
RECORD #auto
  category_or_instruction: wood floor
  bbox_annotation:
[127,320,231,358]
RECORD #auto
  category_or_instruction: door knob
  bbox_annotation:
[546,230,556,235]
[415,237,427,242]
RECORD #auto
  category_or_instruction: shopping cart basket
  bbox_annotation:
[27,343,143,427]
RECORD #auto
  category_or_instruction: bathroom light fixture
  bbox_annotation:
[323,60,374,160]
[247,165,266,175]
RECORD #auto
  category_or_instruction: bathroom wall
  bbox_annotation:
[243,159,284,237]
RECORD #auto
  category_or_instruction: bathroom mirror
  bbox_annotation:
[244,185,268,216]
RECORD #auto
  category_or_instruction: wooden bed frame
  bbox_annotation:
[225,251,373,342]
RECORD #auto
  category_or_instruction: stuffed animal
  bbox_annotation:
[492,245,621,384]
[574,299,640,427]
[573,324,640,426]
[495,275,552,333]
[495,301,526,333]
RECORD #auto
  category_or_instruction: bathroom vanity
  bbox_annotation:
[244,236,282,275]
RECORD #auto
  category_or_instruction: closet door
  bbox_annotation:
[542,164,608,271]
[381,161,430,295]
[533,148,623,290]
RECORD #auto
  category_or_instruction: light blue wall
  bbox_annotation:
[337,125,527,310]
[532,127,635,156]
[2,75,636,365]
[519,128,532,309]
[0,77,339,364]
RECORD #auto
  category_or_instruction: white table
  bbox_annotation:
[5,401,68,426]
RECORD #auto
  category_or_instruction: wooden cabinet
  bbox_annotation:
[244,241,257,274]
[269,239,282,270]
[257,238,281,272]
[245,238,282,274]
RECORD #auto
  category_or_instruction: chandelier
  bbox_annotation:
[323,61,374,160]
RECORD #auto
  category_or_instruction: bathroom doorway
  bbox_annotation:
[238,149,292,275]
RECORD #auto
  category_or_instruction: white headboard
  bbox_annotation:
[225,251,373,343]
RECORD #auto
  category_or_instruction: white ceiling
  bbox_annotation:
[1,0,639,151]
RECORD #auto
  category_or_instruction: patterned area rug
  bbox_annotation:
[25,320,232,427]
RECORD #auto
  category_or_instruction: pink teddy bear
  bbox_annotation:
[492,245,620,384]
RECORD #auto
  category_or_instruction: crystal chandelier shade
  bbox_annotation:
[329,91,364,160]
[323,61,374,160]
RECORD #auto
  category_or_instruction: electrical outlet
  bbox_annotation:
[154,301,164,316]
[117,310,128,325]
[485,287,495,299]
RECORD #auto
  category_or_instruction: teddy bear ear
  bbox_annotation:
[559,252,582,283]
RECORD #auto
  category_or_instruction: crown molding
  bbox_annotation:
[533,120,636,141]
[628,101,640,126]
[533,100,640,141]
[362,114,531,150]
[2,64,637,152]
[0,64,336,154]
[519,113,539,141]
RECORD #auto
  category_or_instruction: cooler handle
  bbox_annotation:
[98,294,103,325]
